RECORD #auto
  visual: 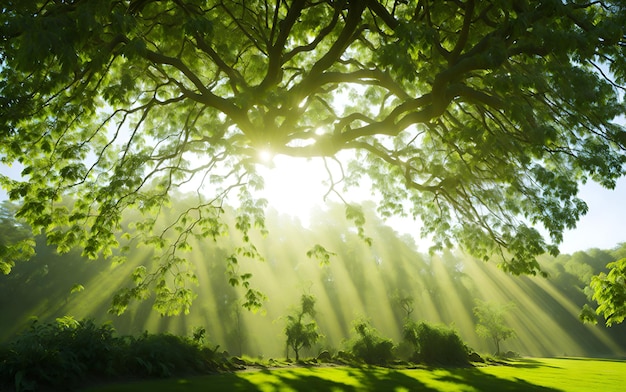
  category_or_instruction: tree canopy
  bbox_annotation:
[1,0,626,313]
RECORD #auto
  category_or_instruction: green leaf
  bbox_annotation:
[70,284,85,294]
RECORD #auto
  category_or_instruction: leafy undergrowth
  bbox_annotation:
[0,318,232,392]
[82,358,626,392]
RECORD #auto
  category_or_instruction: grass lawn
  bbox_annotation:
[82,357,626,392]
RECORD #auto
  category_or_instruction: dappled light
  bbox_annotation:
[78,358,626,392]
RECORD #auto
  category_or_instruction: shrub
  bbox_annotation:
[403,321,469,366]
[0,319,221,391]
[0,318,120,391]
[122,331,218,377]
[348,320,394,365]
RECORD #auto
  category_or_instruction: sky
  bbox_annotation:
[558,176,626,253]
[2,155,625,255]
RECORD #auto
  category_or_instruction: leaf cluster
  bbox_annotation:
[0,201,35,274]
[589,257,626,326]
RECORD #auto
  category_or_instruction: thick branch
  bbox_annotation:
[365,0,399,30]
[449,0,475,63]
[291,1,366,101]
[194,34,247,93]
[283,5,342,63]
[257,0,307,90]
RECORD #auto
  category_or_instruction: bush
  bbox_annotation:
[0,318,221,391]
[403,321,469,366]
[348,320,394,365]
[122,332,218,377]
[0,318,120,391]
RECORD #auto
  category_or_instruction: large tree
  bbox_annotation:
[1,1,626,314]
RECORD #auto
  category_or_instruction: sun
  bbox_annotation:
[255,155,334,226]
[257,148,274,164]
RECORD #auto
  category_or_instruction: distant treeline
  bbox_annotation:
[1,197,625,358]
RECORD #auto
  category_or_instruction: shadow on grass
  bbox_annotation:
[83,365,562,392]
[436,367,560,392]
[252,366,561,392]
[82,373,264,392]
[554,356,626,363]
[348,367,439,391]
[275,367,440,392]
[250,368,438,392]
[503,358,562,369]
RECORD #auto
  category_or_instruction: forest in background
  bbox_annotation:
[1,195,625,359]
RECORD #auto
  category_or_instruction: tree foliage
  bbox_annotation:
[587,258,626,326]
[473,300,516,355]
[2,1,626,313]
[0,201,35,274]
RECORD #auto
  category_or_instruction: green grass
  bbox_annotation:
[82,358,626,392]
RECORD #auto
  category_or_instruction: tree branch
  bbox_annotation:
[449,0,475,63]
[291,1,366,101]
[257,0,307,90]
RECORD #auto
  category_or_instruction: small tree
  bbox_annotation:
[284,294,320,361]
[473,300,516,356]
[394,293,415,320]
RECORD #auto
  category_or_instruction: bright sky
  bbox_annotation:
[559,176,626,253]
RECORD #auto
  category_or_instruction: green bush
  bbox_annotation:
[0,318,221,391]
[0,318,119,391]
[348,320,394,365]
[122,332,218,377]
[403,321,469,366]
